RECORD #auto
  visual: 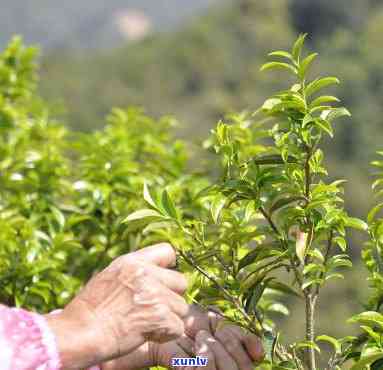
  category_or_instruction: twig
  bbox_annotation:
[305,293,318,370]
[315,230,333,296]
[178,250,261,335]
[259,206,280,236]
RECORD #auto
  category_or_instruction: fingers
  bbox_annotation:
[130,276,189,319]
[146,264,188,294]
[215,325,264,366]
[184,304,212,337]
[184,304,222,338]
[195,331,217,370]
[117,243,187,294]
[243,333,264,363]
[195,330,238,370]
[127,243,177,268]
[215,326,254,370]
[159,283,189,318]
[150,310,186,343]
[157,335,195,367]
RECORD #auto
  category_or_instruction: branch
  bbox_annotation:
[259,206,304,288]
[178,250,261,335]
[304,150,312,198]
[259,206,280,236]
[315,230,333,296]
[305,294,318,370]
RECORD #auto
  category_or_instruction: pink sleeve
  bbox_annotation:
[0,305,101,370]
[0,304,61,370]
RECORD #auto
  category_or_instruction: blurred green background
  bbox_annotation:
[2,0,382,350]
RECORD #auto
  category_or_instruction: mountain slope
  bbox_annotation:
[0,0,221,49]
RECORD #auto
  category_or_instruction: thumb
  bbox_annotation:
[156,336,195,367]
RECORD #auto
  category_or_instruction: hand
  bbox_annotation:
[102,305,264,370]
[46,243,189,370]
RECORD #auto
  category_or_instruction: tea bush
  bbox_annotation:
[0,36,383,369]
[0,37,202,312]
[128,36,383,369]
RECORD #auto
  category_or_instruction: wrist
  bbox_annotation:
[45,307,106,369]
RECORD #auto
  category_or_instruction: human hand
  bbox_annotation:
[46,243,188,369]
[102,305,264,370]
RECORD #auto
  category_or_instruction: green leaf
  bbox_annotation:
[142,221,174,234]
[291,83,301,92]
[50,206,65,229]
[321,107,351,122]
[348,311,383,330]
[308,248,325,262]
[302,278,323,290]
[299,52,318,78]
[303,263,324,275]
[251,154,297,165]
[295,340,321,353]
[238,243,277,271]
[371,358,383,370]
[246,278,271,312]
[211,196,226,224]
[325,273,344,281]
[292,33,307,61]
[272,361,296,370]
[268,51,293,60]
[262,98,282,110]
[360,325,382,343]
[333,236,347,252]
[267,302,289,316]
[350,353,383,370]
[143,182,158,209]
[28,285,51,304]
[161,190,178,220]
[316,334,341,353]
[267,280,302,298]
[270,196,306,215]
[314,118,334,137]
[239,249,260,271]
[260,62,297,74]
[302,113,315,127]
[305,77,340,97]
[328,255,353,269]
[309,95,340,108]
[344,217,368,231]
[368,202,383,223]
[123,209,163,222]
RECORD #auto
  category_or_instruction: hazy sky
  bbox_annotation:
[0,0,223,49]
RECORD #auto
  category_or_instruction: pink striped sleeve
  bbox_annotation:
[0,304,61,370]
[0,305,102,370]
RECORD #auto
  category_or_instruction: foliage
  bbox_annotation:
[0,37,202,312]
[39,0,383,237]
[126,36,382,369]
[1,34,383,370]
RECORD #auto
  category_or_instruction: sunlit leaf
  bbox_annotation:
[305,77,340,97]
[260,62,297,74]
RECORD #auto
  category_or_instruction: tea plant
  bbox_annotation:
[1,35,383,369]
[126,35,383,369]
[0,37,205,311]
[345,153,383,370]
